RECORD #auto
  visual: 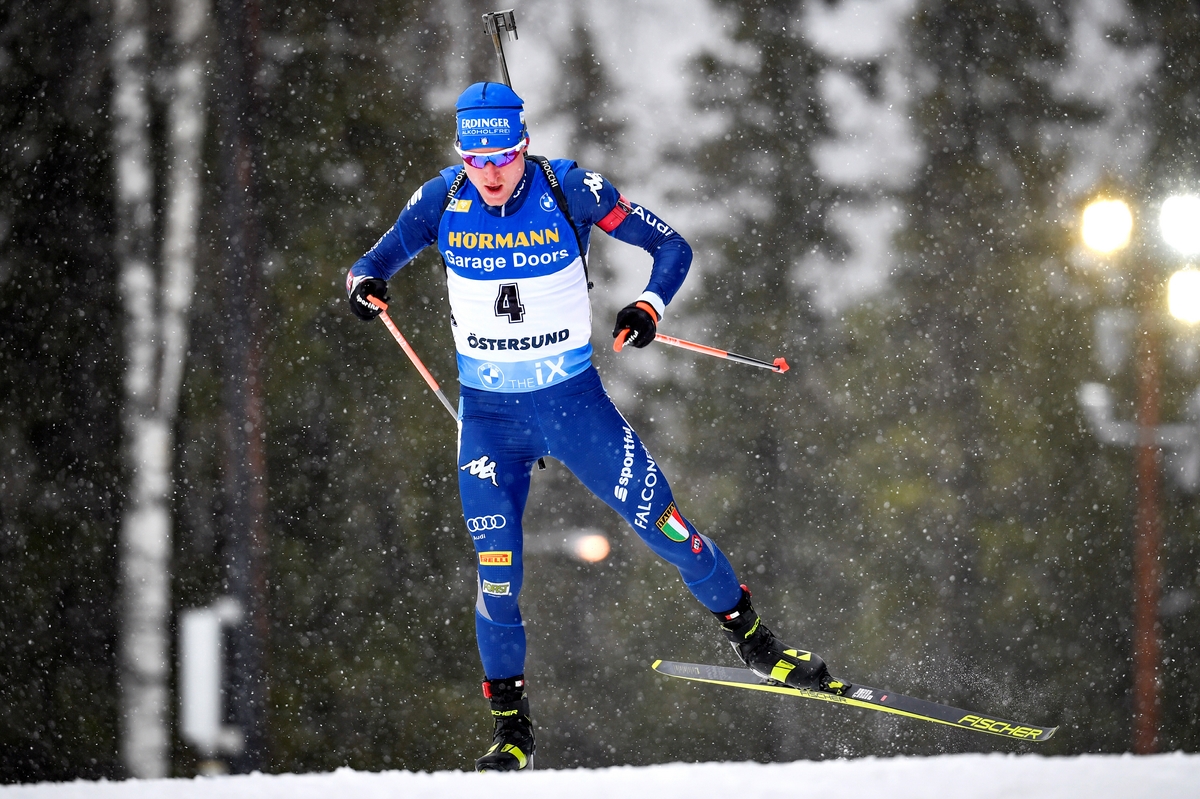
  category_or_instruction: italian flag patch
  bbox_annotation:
[656,502,690,542]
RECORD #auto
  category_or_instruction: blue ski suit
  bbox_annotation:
[348,158,743,679]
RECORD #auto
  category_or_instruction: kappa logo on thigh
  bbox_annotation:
[461,455,499,486]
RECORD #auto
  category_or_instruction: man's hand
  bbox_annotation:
[348,276,390,320]
[612,301,659,349]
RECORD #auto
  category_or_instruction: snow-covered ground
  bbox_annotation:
[4,754,1198,799]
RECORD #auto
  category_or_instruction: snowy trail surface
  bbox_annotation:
[4,753,1198,799]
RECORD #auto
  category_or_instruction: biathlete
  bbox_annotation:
[345,82,846,772]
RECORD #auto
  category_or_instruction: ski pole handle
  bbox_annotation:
[367,296,458,421]
[614,328,789,374]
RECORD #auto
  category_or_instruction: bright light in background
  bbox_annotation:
[1082,198,1134,254]
[525,528,611,562]
[1168,268,1200,324]
[1160,195,1200,256]
[572,534,610,563]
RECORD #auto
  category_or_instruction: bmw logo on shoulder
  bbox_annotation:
[539,192,556,212]
[478,362,505,389]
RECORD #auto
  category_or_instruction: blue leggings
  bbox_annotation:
[457,366,743,680]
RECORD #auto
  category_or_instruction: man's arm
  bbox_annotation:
[560,165,691,322]
[345,174,447,318]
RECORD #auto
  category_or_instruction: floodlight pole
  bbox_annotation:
[1130,267,1164,755]
[483,10,518,88]
[1078,232,1167,755]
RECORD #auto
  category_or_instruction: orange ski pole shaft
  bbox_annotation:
[367,295,458,421]
[613,329,789,374]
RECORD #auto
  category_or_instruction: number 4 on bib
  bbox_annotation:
[495,283,525,323]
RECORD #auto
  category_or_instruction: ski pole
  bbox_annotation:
[367,295,548,469]
[367,295,458,421]
[614,328,790,374]
[482,10,518,87]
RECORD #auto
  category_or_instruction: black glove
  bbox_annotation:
[349,277,390,320]
[612,301,659,349]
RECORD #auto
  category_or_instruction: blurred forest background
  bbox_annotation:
[2,0,1200,784]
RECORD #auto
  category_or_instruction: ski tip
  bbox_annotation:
[773,357,789,373]
[651,659,663,669]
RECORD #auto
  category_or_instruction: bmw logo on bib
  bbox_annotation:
[478,362,505,389]
[539,192,556,212]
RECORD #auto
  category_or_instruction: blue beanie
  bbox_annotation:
[455,82,527,151]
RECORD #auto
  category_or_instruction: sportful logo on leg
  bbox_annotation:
[612,425,637,502]
[461,455,499,486]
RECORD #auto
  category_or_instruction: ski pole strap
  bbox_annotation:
[611,302,661,351]
[528,155,592,290]
[634,300,660,322]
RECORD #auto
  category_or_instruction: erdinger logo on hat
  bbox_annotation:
[456,82,527,151]
[458,115,518,148]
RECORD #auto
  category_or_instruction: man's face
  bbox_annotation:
[462,147,526,207]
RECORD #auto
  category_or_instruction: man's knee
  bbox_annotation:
[476,571,522,625]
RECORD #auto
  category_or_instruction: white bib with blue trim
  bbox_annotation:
[440,169,592,392]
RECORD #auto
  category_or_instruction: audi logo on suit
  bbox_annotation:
[467,515,507,532]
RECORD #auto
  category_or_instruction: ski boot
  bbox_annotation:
[475,674,535,772]
[714,586,849,695]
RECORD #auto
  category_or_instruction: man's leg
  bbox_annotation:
[457,389,541,771]
[535,368,741,611]
[457,403,536,679]
[538,368,846,693]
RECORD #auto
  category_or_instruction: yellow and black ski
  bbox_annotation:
[651,660,1057,742]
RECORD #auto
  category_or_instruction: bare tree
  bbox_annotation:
[112,0,207,778]
[161,1,208,433]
